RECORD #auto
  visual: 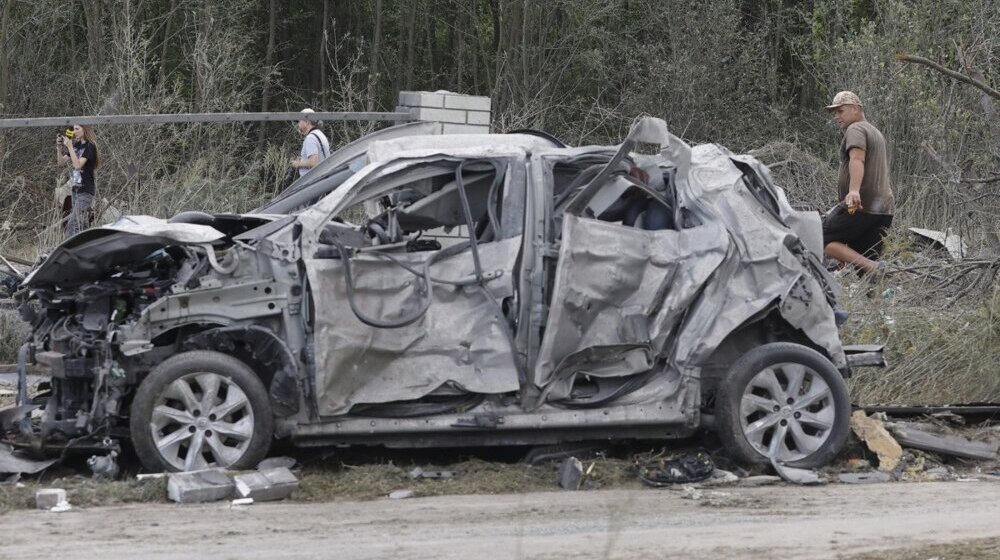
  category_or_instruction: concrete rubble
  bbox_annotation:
[167,469,234,504]
[409,466,454,480]
[850,411,903,471]
[388,489,415,500]
[558,457,584,490]
[36,488,70,511]
[234,467,299,502]
[163,461,301,504]
[838,472,892,484]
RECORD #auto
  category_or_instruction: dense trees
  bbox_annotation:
[0,0,997,246]
[0,0,996,403]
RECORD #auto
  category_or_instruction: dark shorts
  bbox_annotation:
[822,207,893,258]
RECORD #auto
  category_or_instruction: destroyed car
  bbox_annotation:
[2,117,882,472]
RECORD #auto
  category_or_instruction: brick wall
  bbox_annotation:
[397,91,491,134]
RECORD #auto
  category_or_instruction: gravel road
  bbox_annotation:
[3,480,999,559]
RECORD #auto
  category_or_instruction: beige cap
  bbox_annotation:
[299,108,322,125]
[825,91,863,110]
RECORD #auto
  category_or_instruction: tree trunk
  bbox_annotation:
[320,0,329,105]
[83,0,104,68]
[0,0,12,114]
[403,0,417,90]
[157,0,176,88]
[368,0,383,111]
[258,0,278,147]
[455,2,465,90]
[959,50,1000,170]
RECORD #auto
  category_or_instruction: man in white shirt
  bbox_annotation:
[290,108,330,177]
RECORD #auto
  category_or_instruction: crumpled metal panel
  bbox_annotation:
[534,215,728,399]
[307,237,522,416]
[675,144,845,368]
[23,215,225,287]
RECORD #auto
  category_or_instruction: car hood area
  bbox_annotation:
[20,213,280,288]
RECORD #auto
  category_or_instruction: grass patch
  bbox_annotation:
[296,456,641,501]
[0,308,30,364]
[839,241,1000,405]
[0,454,643,513]
[0,477,167,515]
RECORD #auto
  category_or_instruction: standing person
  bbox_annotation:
[821,91,894,276]
[289,108,330,178]
[56,124,99,237]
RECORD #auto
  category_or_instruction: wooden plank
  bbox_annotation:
[0,111,413,129]
[888,422,999,460]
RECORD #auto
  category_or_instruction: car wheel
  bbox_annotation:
[130,350,273,472]
[715,342,850,468]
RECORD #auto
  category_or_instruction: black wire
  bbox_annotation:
[334,240,436,329]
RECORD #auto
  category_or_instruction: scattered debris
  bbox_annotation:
[924,466,950,478]
[909,227,968,260]
[887,422,999,460]
[525,443,604,466]
[87,450,120,480]
[701,469,740,486]
[0,443,57,475]
[771,459,822,485]
[167,469,234,504]
[233,467,299,502]
[929,411,966,426]
[740,475,782,487]
[409,466,455,480]
[36,488,70,511]
[838,472,892,484]
[559,457,584,490]
[846,458,872,470]
[850,411,903,471]
[632,451,715,487]
[257,456,297,471]
[388,489,414,500]
[230,497,254,506]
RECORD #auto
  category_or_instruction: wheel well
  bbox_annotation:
[698,309,829,411]
[177,325,302,417]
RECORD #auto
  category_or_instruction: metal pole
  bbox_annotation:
[0,111,414,129]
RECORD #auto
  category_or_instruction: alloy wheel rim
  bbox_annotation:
[149,372,255,471]
[738,362,835,463]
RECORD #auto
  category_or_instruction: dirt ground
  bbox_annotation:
[2,481,999,559]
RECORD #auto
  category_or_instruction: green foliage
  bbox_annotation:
[0,0,998,404]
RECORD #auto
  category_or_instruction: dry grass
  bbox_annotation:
[0,308,30,364]
[0,455,642,513]
[0,476,167,515]
[840,233,1000,405]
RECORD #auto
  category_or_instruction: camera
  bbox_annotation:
[57,128,75,140]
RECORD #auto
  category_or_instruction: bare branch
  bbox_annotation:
[896,52,1000,101]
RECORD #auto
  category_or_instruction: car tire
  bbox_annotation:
[130,350,273,472]
[715,342,850,469]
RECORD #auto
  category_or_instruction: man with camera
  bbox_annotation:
[55,124,99,237]
[290,108,329,178]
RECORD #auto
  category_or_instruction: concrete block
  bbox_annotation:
[443,94,492,112]
[389,489,414,500]
[465,110,491,126]
[441,123,490,135]
[559,457,583,490]
[410,107,469,124]
[167,469,234,503]
[233,466,298,502]
[257,456,296,471]
[398,91,445,109]
[36,488,67,510]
